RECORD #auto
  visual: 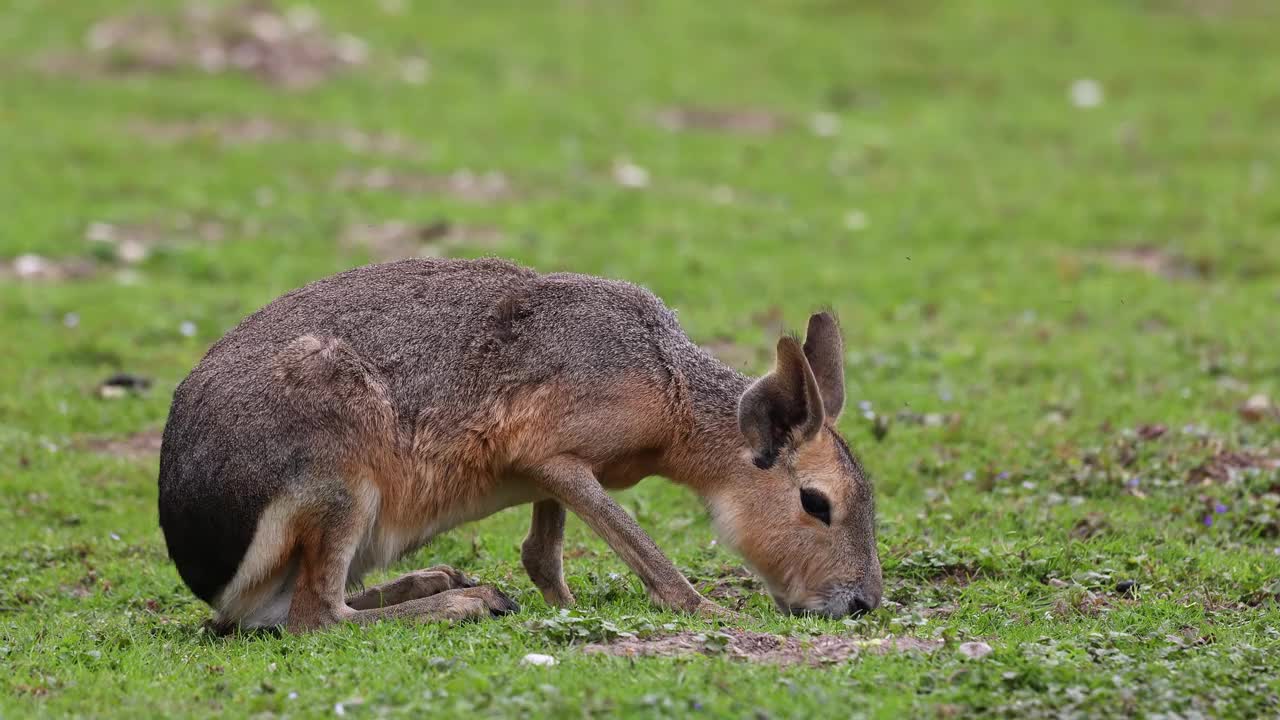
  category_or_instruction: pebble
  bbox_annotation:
[1239,394,1273,423]
[958,641,993,659]
[13,254,48,278]
[811,112,840,137]
[521,653,558,667]
[612,159,650,189]
[1070,79,1104,108]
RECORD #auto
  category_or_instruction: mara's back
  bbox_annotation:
[187,257,685,415]
[158,258,699,604]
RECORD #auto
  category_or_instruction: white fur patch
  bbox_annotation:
[213,495,302,626]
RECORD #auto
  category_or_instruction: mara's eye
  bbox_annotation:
[800,488,832,525]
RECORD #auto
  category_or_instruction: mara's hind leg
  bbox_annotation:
[288,539,519,632]
[346,566,476,610]
[272,333,518,632]
[285,504,518,632]
[347,586,519,624]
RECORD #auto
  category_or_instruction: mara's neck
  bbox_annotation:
[661,347,754,494]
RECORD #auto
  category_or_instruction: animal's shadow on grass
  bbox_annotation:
[195,617,283,642]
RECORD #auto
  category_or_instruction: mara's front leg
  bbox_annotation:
[528,456,728,617]
[521,500,576,607]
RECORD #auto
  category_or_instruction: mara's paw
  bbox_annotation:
[465,585,520,616]
[695,600,743,621]
[539,583,576,608]
[423,564,477,589]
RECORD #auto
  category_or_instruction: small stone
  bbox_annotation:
[401,57,430,85]
[958,641,993,659]
[810,112,840,137]
[334,34,369,65]
[1239,394,1273,423]
[521,653,558,667]
[118,240,148,264]
[85,222,116,242]
[13,254,49,278]
[612,159,650,188]
[179,321,197,338]
[1069,79,1104,108]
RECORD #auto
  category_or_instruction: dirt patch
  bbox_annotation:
[131,118,423,157]
[1069,512,1109,540]
[85,218,227,266]
[690,567,762,609]
[1051,591,1114,619]
[1,254,98,283]
[341,220,507,261]
[334,168,514,202]
[893,410,964,429]
[1151,0,1268,20]
[1187,449,1280,484]
[1136,423,1169,441]
[53,1,366,89]
[1101,246,1211,280]
[79,429,163,459]
[5,215,238,285]
[653,107,790,135]
[583,630,942,665]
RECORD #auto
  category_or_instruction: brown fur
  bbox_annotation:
[157,258,880,632]
[521,500,573,606]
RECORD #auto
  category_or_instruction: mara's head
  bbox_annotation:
[710,313,882,618]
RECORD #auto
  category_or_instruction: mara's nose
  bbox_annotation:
[825,585,881,617]
[849,590,880,614]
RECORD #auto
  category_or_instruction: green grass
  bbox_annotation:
[3,0,1280,716]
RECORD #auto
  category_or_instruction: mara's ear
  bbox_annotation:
[802,312,845,419]
[738,336,825,469]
